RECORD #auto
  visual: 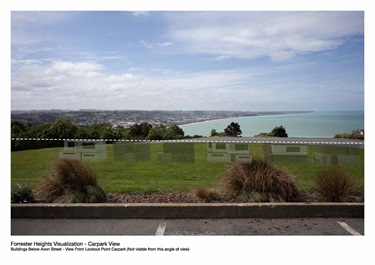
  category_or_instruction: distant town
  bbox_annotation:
[11,110,312,128]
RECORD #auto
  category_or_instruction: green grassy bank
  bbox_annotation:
[11,142,364,194]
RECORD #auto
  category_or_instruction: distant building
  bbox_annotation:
[112,121,135,129]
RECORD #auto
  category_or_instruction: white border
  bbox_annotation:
[2,1,373,265]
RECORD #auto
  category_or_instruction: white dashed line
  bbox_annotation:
[337,221,362,235]
[155,222,167,236]
[10,138,364,145]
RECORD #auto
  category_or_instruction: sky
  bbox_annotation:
[11,11,364,111]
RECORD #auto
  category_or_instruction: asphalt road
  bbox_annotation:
[11,217,364,236]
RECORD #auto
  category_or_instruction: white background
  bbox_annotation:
[1,1,373,264]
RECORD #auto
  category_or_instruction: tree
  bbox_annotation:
[146,124,185,140]
[75,127,90,139]
[11,124,24,138]
[253,132,274,137]
[224,122,242,137]
[272,125,288,137]
[87,123,112,139]
[39,119,78,139]
[210,129,219,137]
[100,128,122,140]
[171,124,185,137]
[11,121,27,136]
[20,123,50,138]
[129,122,152,139]
[115,126,130,140]
[165,124,185,139]
[147,125,166,140]
[334,129,364,140]
[210,129,224,137]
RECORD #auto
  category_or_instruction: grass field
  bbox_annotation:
[11,142,364,194]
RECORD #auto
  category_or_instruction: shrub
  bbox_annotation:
[11,184,36,203]
[334,129,364,140]
[36,159,108,203]
[193,187,222,202]
[224,122,242,137]
[272,125,288,137]
[220,157,301,202]
[315,167,363,202]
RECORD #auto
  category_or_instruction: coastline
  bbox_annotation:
[180,111,364,138]
[178,111,314,126]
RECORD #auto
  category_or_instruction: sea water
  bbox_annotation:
[180,111,364,138]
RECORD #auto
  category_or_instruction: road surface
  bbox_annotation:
[11,217,364,235]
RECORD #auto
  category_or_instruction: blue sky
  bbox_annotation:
[11,11,364,111]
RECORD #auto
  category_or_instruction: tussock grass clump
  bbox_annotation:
[315,167,363,202]
[37,159,108,203]
[193,187,222,202]
[220,157,301,202]
[11,184,35,203]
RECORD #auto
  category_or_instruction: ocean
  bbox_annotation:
[180,111,364,138]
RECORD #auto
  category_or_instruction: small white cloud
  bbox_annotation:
[158,41,174,47]
[206,55,232,61]
[132,11,150,17]
[49,61,103,73]
[140,40,174,49]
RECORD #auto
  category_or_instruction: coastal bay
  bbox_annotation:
[180,111,364,138]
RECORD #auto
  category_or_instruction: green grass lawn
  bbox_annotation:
[11,142,364,194]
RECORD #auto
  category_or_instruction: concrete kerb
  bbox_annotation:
[11,203,364,219]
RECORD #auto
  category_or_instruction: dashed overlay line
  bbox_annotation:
[10,138,364,145]
[337,221,362,236]
[155,222,167,236]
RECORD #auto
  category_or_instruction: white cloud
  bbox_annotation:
[11,59,363,111]
[140,40,174,49]
[11,60,256,110]
[9,12,363,111]
[207,55,232,61]
[48,61,103,73]
[164,11,363,61]
[132,11,150,17]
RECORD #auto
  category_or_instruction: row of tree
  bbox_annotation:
[253,125,288,137]
[11,119,289,151]
[210,122,243,137]
[11,119,186,151]
[334,129,364,140]
[210,122,288,138]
